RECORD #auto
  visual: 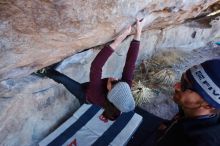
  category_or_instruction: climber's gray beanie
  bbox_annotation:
[107,82,135,112]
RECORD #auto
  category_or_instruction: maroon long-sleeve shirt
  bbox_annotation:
[86,40,140,107]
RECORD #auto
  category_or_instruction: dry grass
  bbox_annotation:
[132,81,159,105]
[132,50,186,105]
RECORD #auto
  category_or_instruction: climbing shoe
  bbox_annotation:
[32,62,60,78]
[32,68,49,78]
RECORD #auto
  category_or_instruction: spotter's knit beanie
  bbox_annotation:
[107,82,135,112]
[186,59,220,108]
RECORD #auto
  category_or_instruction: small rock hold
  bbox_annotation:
[191,31,197,38]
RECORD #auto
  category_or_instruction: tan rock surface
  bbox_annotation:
[0,0,219,81]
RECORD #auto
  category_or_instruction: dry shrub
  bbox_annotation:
[132,50,186,105]
[132,81,159,105]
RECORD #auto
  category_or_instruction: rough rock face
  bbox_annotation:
[0,24,220,146]
[1,0,220,146]
[0,0,219,81]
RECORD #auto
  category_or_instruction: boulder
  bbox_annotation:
[0,0,219,81]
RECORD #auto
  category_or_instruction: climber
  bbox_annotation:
[35,18,145,121]
[127,58,220,146]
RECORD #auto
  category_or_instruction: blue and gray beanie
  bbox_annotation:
[186,59,220,108]
[107,82,135,112]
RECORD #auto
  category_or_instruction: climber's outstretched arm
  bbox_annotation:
[121,19,145,86]
[86,26,131,105]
